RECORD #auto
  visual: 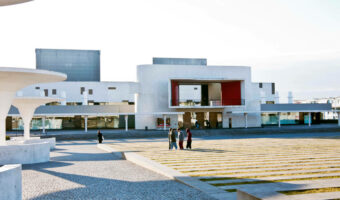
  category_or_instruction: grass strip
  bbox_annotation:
[191,169,340,178]
[204,175,340,186]
[225,189,237,192]
[278,187,340,195]
[182,166,340,174]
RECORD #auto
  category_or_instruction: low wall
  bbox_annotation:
[0,141,50,165]
[10,137,56,149]
[23,138,56,150]
[0,164,22,200]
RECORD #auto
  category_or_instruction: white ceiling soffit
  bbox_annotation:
[0,0,32,6]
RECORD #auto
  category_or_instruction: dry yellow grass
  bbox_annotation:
[109,137,340,194]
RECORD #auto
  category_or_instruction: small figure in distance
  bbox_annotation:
[170,128,178,150]
[186,128,192,149]
[97,130,103,144]
[168,128,173,150]
[195,120,199,129]
[178,128,184,150]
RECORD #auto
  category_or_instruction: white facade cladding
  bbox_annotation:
[14,57,299,130]
[134,58,269,129]
[21,81,138,105]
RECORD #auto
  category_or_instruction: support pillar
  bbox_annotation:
[244,113,248,128]
[0,91,16,145]
[308,112,311,127]
[163,115,167,131]
[278,112,281,128]
[125,115,128,132]
[19,109,35,140]
[0,116,6,145]
[84,115,88,133]
[42,116,46,134]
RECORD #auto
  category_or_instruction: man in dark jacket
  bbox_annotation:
[168,128,172,149]
[170,129,177,150]
[97,130,103,144]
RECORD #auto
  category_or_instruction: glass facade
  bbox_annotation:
[11,115,134,130]
[261,112,301,125]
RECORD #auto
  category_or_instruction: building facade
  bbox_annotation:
[8,53,332,131]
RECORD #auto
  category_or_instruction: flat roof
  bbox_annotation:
[233,103,333,114]
[261,103,332,112]
[8,105,183,117]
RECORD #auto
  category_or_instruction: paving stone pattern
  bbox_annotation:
[109,136,340,200]
[22,140,212,200]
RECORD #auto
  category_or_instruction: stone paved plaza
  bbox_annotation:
[22,140,211,200]
[109,133,340,200]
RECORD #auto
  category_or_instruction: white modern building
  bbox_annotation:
[9,51,332,131]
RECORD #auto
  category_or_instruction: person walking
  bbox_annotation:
[178,128,184,150]
[168,128,173,150]
[170,129,177,150]
[186,128,192,149]
[97,130,104,144]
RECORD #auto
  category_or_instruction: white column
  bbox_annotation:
[278,112,281,128]
[244,113,248,128]
[308,112,311,127]
[0,91,16,145]
[19,108,35,140]
[84,115,88,133]
[125,115,128,132]
[163,115,167,130]
[0,116,6,145]
[42,116,46,134]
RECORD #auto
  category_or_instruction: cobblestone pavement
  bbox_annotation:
[22,140,212,200]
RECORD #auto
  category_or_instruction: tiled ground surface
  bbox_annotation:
[109,136,340,199]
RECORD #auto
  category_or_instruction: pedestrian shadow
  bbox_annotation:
[189,148,227,153]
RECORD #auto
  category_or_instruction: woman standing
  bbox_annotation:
[178,128,184,150]
[97,130,103,144]
[186,128,192,149]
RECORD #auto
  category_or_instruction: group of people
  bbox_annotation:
[168,128,192,150]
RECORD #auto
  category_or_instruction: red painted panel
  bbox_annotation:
[221,81,241,105]
[171,80,179,106]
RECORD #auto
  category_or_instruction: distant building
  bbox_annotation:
[295,97,340,120]
[9,57,332,131]
[36,49,100,81]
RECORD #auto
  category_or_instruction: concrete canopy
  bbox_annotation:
[0,67,66,145]
[12,97,63,140]
[0,0,32,6]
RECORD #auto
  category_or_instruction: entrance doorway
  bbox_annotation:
[229,118,232,128]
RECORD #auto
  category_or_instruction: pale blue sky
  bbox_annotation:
[0,0,339,101]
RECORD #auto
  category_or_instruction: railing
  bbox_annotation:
[174,99,245,107]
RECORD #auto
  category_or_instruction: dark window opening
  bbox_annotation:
[80,87,85,95]
[272,83,275,94]
[108,87,116,90]
[35,87,40,90]
[44,89,48,97]
[88,89,93,95]
[52,89,57,95]
[259,83,263,88]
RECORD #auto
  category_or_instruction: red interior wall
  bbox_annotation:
[221,81,241,105]
[171,80,179,106]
